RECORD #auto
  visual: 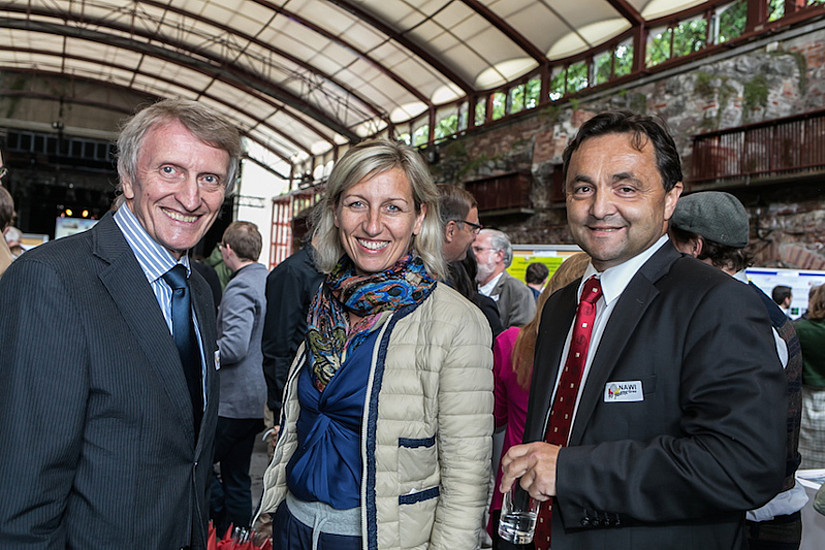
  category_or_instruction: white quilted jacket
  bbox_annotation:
[258,283,494,549]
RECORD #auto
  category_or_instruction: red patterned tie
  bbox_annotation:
[534,276,602,550]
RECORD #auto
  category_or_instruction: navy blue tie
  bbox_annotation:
[162,264,203,437]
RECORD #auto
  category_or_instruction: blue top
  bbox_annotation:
[286,330,380,509]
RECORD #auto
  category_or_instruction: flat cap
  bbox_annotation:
[670,191,749,248]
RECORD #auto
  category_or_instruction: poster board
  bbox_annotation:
[507,244,583,283]
[745,267,825,319]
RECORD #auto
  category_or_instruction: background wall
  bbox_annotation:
[428,20,825,270]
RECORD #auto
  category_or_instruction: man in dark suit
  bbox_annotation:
[0,99,242,549]
[500,111,787,550]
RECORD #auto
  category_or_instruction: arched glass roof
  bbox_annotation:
[0,0,713,166]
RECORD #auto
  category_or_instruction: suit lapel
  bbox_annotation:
[568,244,679,445]
[92,214,197,445]
[524,281,578,443]
[190,272,218,456]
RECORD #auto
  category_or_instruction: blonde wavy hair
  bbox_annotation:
[311,139,446,279]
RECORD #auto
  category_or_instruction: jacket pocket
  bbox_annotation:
[398,486,439,547]
[397,436,438,488]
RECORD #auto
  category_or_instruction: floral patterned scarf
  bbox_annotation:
[306,252,435,392]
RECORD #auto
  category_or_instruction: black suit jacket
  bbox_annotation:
[0,212,219,549]
[524,243,787,549]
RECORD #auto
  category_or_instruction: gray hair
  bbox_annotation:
[480,228,513,267]
[311,139,446,279]
[115,98,242,206]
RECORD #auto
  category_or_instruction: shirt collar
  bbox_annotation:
[579,234,670,305]
[114,204,190,284]
[479,270,504,296]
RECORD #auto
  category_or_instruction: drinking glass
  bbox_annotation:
[498,483,540,545]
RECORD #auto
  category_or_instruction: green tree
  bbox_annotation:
[718,0,746,44]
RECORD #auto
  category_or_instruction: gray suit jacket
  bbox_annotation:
[523,243,787,549]
[489,271,536,328]
[0,212,219,549]
[217,262,267,419]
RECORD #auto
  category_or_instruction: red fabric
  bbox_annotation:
[534,276,602,550]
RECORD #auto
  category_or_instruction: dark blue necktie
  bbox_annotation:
[162,264,203,437]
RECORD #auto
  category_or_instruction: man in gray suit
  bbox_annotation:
[211,221,268,536]
[474,228,536,328]
[0,99,241,549]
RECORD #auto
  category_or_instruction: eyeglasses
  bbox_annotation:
[0,167,7,181]
[472,246,495,254]
[452,219,483,235]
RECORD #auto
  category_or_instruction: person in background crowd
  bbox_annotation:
[261,221,324,439]
[524,262,549,301]
[438,183,481,263]
[256,139,493,549]
[475,228,536,328]
[795,284,825,469]
[4,225,24,258]
[669,191,806,550]
[206,241,233,289]
[773,285,794,318]
[211,221,268,536]
[488,252,589,549]
[0,149,14,278]
[437,183,502,341]
[0,99,241,549]
[192,256,223,316]
[501,110,786,550]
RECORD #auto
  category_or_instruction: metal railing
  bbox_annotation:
[690,109,825,186]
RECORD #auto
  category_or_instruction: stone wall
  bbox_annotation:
[430,20,825,269]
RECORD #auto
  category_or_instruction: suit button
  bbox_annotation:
[580,517,591,527]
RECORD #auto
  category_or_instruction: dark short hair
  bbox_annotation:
[525,262,549,285]
[772,285,792,305]
[669,225,753,272]
[0,185,13,230]
[562,110,683,192]
[222,221,262,262]
[437,184,477,227]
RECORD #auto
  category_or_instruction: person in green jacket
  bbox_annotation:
[796,284,825,468]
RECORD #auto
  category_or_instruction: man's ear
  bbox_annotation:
[444,220,456,244]
[693,236,704,258]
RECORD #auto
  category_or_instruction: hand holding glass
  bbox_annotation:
[498,482,540,545]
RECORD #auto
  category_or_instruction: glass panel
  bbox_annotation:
[549,68,565,101]
[475,98,486,126]
[491,92,506,120]
[594,50,612,85]
[672,17,707,58]
[646,26,672,67]
[615,41,633,77]
[508,85,525,114]
[567,61,588,93]
[718,0,746,44]
[525,77,541,109]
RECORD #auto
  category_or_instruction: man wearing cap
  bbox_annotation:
[669,191,806,550]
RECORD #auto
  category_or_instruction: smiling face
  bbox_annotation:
[566,132,682,271]
[334,167,425,275]
[121,120,229,259]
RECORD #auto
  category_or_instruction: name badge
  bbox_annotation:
[604,381,643,402]
[214,350,221,371]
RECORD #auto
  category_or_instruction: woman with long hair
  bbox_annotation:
[796,284,825,468]
[257,139,494,549]
[487,252,590,546]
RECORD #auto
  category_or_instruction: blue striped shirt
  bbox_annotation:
[114,205,208,408]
